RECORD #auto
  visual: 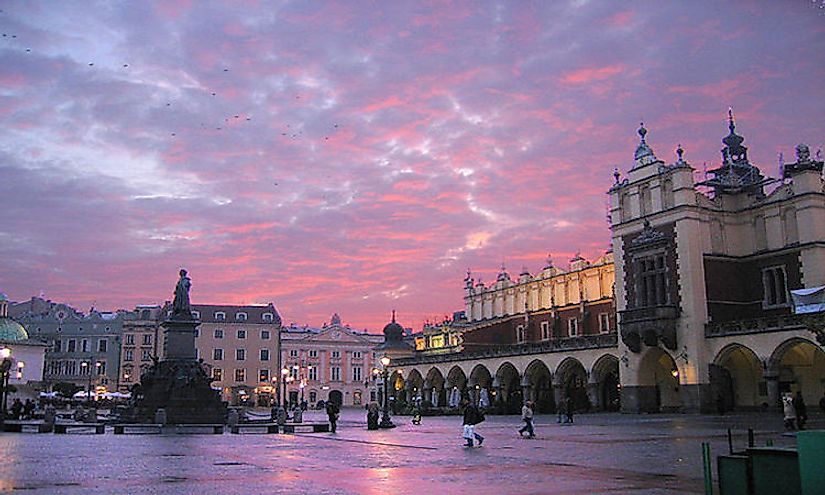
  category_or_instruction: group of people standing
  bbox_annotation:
[782,391,809,431]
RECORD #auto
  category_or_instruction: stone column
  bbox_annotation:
[764,371,780,411]
[587,382,600,411]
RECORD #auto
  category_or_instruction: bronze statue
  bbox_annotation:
[172,269,191,317]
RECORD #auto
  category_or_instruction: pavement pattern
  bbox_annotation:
[0,409,812,495]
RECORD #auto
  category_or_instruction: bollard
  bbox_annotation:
[727,428,733,454]
[747,428,754,448]
[702,442,714,495]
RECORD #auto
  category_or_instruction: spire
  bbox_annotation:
[633,122,659,168]
[391,309,396,323]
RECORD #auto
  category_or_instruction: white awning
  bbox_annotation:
[791,286,825,314]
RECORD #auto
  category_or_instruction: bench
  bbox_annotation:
[281,422,330,433]
[230,423,280,434]
[114,424,224,434]
[53,422,105,434]
[2,421,53,433]
[113,424,163,435]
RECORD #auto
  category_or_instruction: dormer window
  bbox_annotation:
[191,310,200,319]
[236,312,248,321]
[214,312,226,321]
[263,313,274,323]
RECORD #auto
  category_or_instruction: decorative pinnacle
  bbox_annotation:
[613,167,621,184]
[676,144,684,161]
[727,107,736,132]
[391,309,396,323]
[638,122,647,141]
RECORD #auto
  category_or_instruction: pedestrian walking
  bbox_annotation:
[518,400,535,438]
[326,401,340,433]
[782,393,797,431]
[461,400,485,447]
[564,396,574,424]
[793,391,808,430]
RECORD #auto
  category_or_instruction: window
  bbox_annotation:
[289,349,299,358]
[237,329,246,339]
[259,369,269,382]
[141,349,152,361]
[214,329,224,339]
[540,321,550,341]
[352,351,362,359]
[53,340,62,353]
[142,334,152,346]
[331,350,340,359]
[290,366,298,379]
[330,366,341,381]
[308,366,318,381]
[215,312,226,321]
[81,339,89,352]
[516,325,525,343]
[599,313,611,333]
[352,366,362,382]
[213,348,224,361]
[191,310,200,319]
[263,313,274,322]
[234,369,246,382]
[66,361,77,375]
[762,266,789,308]
[67,339,77,352]
[260,349,270,361]
[568,318,578,337]
[309,391,317,403]
[236,349,246,361]
[98,339,108,353]
[124,349,134,362]
[124,334,135,345]
[308,350,318,358]
[122,365,133,382]
[235,312,247,321]
[97,361,106,375]
[261,330,270,340]
[635,254,669,307]
[213,368,223,381]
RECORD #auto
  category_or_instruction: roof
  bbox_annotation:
[0,317,29,342]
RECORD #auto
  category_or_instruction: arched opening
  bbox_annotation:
[445,366,467,408]
[523,359,554,413]
[389,370,406,412]
[636,347,682,413]
[494,362,522,414]
[768,338,825,408]
[711,344,763,411]
[424,367,446,408]
[328,390,343,407]
[591,354,621,412]
[555,358,590,413]
[406,369,424,404]
[468,364,493,408]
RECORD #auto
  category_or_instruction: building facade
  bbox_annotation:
[191,303,281,406]
[118,305,163,392]
[0,294,47,401]
[12,298,123,394]
[281,314,384,408]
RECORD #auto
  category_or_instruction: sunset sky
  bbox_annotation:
[1,1,824,332]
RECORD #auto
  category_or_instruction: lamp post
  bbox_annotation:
[378,355,395,429]
[280,367,289,408]
[0,347,12,422]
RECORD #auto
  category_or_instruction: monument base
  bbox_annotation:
[133,358,227,424]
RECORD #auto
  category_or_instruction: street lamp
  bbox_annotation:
[280,367,289,407]
[379,355,395,429]
[0,347,12,422]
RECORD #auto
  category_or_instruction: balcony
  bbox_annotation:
[619,305,679,352]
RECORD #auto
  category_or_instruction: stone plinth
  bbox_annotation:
[132,316,226,424]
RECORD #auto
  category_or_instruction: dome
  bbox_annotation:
[0,318,28,342]
[383,315,404,340]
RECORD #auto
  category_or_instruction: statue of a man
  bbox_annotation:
[172,269,191,317]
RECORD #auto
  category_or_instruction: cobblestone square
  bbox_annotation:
[0,410,810,495]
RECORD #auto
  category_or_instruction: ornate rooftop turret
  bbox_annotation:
[632,123,660,169]
[496,262,511,282]
[697,109,773,196]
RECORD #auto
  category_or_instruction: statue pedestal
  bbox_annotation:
[133,317,226,424]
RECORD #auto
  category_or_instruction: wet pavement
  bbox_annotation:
[0,409,813,494]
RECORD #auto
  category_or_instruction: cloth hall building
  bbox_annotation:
[386,114,825,415]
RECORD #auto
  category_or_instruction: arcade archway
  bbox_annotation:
[494,362,522,414]
[712,344,763,411]
[591,354,620,412]
[637,347,682,413]
[523,359,554,413]
[555,357,589,413]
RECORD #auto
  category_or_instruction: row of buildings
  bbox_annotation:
[385,116,825,414]
[5,297,387,407]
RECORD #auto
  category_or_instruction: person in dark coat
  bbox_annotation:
[793,391,808,430]
[366,402,379,430]
[326,401,340,433]
[461,400,485,447]
[10,398,23,420]
[23,399,35,419]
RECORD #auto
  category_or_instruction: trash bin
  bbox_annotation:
[797,430,825,495]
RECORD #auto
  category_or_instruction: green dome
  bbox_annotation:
[0,318,28,342]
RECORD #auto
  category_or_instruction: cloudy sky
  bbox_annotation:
[1,1,824,331]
